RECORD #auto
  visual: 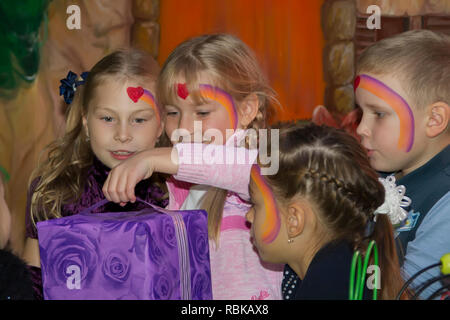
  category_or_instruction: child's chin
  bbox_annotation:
[369,157,388,172]
[371,160,396,173]
[253,246,271,262]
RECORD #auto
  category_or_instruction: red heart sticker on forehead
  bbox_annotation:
[127,86,144,103]
[177,83,189,100]
[353,76,361,92]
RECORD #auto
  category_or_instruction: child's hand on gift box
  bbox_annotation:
[103,147,178,206]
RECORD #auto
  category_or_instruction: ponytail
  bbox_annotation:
[372,215,409,299]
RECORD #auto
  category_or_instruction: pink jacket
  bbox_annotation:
[166,143,283,300]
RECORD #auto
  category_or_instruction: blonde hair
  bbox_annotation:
[30,49,162,226]
[158,34,278,244]
[357,29,450,110]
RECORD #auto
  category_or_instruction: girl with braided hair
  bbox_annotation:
[246,122,408,299]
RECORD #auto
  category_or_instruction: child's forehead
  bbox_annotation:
[94,77,155,93]
[355,72,416,110]
[173,71,215,85]
[90,81,156,111]
[164,73,226,107]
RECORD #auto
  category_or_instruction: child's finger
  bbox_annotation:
[127,170,138,203]
[103,171,112,201]
[117,171,131,203]
[106,167,122,203]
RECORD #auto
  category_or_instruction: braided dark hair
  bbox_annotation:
[262,122,406,299]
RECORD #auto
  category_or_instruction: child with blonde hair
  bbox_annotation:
[355,30,450,298]
[103,34,284,299]
[22,49,168,299]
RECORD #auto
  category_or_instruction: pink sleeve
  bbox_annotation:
[173,143,257,200]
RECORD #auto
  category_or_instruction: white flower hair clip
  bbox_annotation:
[374,175,412,225]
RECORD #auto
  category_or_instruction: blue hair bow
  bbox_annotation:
[59,71,89,104]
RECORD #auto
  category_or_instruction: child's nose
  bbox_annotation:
[356,116,370,138]
[178,114,194,134]
[115,123,132,143]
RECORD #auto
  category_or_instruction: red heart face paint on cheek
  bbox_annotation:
[177,83,189,100]
[127,86,144,103]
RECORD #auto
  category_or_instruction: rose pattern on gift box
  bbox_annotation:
[192,269,212,299]
[39,228,99,293]
[152,271,174,299]
[184,212,212,300]
[162,217,177,248]
[147,223,166,267]
[186,214,209,264]
[37,204,212,300]
[102,249,130,283]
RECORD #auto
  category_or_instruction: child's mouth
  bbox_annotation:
[110,150,135,160]
[363,146,374,157]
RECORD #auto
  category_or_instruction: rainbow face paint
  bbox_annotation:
[127,86,161,124]
[198,84,238,130]
[250,164,281,244]
[354,74,415,152]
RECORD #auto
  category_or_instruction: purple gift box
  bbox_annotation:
[37,199,212,300]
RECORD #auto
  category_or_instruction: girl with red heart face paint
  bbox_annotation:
[102,34,285,300]
[23,50,169,295]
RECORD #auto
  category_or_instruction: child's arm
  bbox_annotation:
[103,144,257,203]
[22,238,40,267]
[172,143,257,199]
[401,192,450,299]
[103,147,177,204]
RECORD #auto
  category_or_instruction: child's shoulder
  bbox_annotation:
[397,145,449,229]
[407,144,449,181]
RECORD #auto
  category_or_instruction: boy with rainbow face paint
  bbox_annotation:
[354,30,450,299]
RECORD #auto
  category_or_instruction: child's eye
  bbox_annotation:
[166,111,179,117]
[196,111,210,117]
[134,118,147,124]
[101,116,114,122]
[374,111,385,118]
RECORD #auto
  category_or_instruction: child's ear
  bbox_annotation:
[238,93,260,128]
[426,102,449,138]
[285,202,307,239]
